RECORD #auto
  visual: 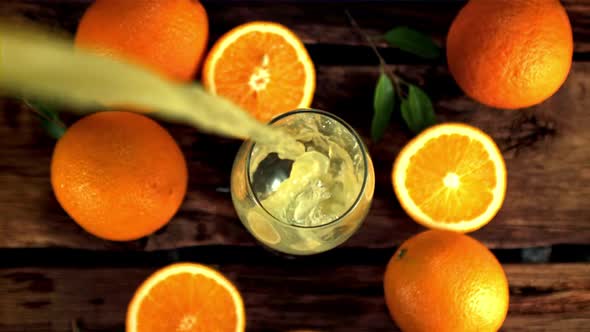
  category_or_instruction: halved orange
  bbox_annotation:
[127,263,245,332]
[392,123,507,232]
[202,21,315,122]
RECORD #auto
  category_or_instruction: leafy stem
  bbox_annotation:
[23,99,67,139]
[345,10,438,140]
[344,10,404,99]
[24,100,66,129]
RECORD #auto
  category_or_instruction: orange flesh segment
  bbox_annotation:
[212,31,306,120]
[136,273,239,332]
[405,134,497,223]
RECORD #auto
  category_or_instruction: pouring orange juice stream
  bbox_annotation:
[0,24,362,226]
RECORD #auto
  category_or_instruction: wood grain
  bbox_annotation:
[1,0,589,55]
[0,263,588,331]
[1,62,589,250]
[0,0,588,250]
[0,1,588,331]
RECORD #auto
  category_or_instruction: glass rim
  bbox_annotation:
[245,108,369,229]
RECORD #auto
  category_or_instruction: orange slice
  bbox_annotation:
[392,123,507,232]
[202,21,315,122]
[127,263,245,332]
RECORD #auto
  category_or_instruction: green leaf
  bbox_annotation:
[24,99,66,139]
[371,72,396,141]
[400,84,436,134]
[384,27,440,59]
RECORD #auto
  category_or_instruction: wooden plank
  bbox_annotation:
[1,62,589,250]
[0,0,588,250]
[1,0,589,54]
[0,263,588,331]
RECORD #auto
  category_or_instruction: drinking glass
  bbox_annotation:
[230,109,374,255]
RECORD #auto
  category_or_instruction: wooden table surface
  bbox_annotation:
[1,1,590,331]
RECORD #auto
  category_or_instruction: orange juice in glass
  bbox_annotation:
[231,109,375,255]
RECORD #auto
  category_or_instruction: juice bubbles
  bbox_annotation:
[231,109,375,255]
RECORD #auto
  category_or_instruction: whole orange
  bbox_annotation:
[51,111,188,241]
[75,0,209,82]
[447,0,573,109]
[384,230,509,332]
